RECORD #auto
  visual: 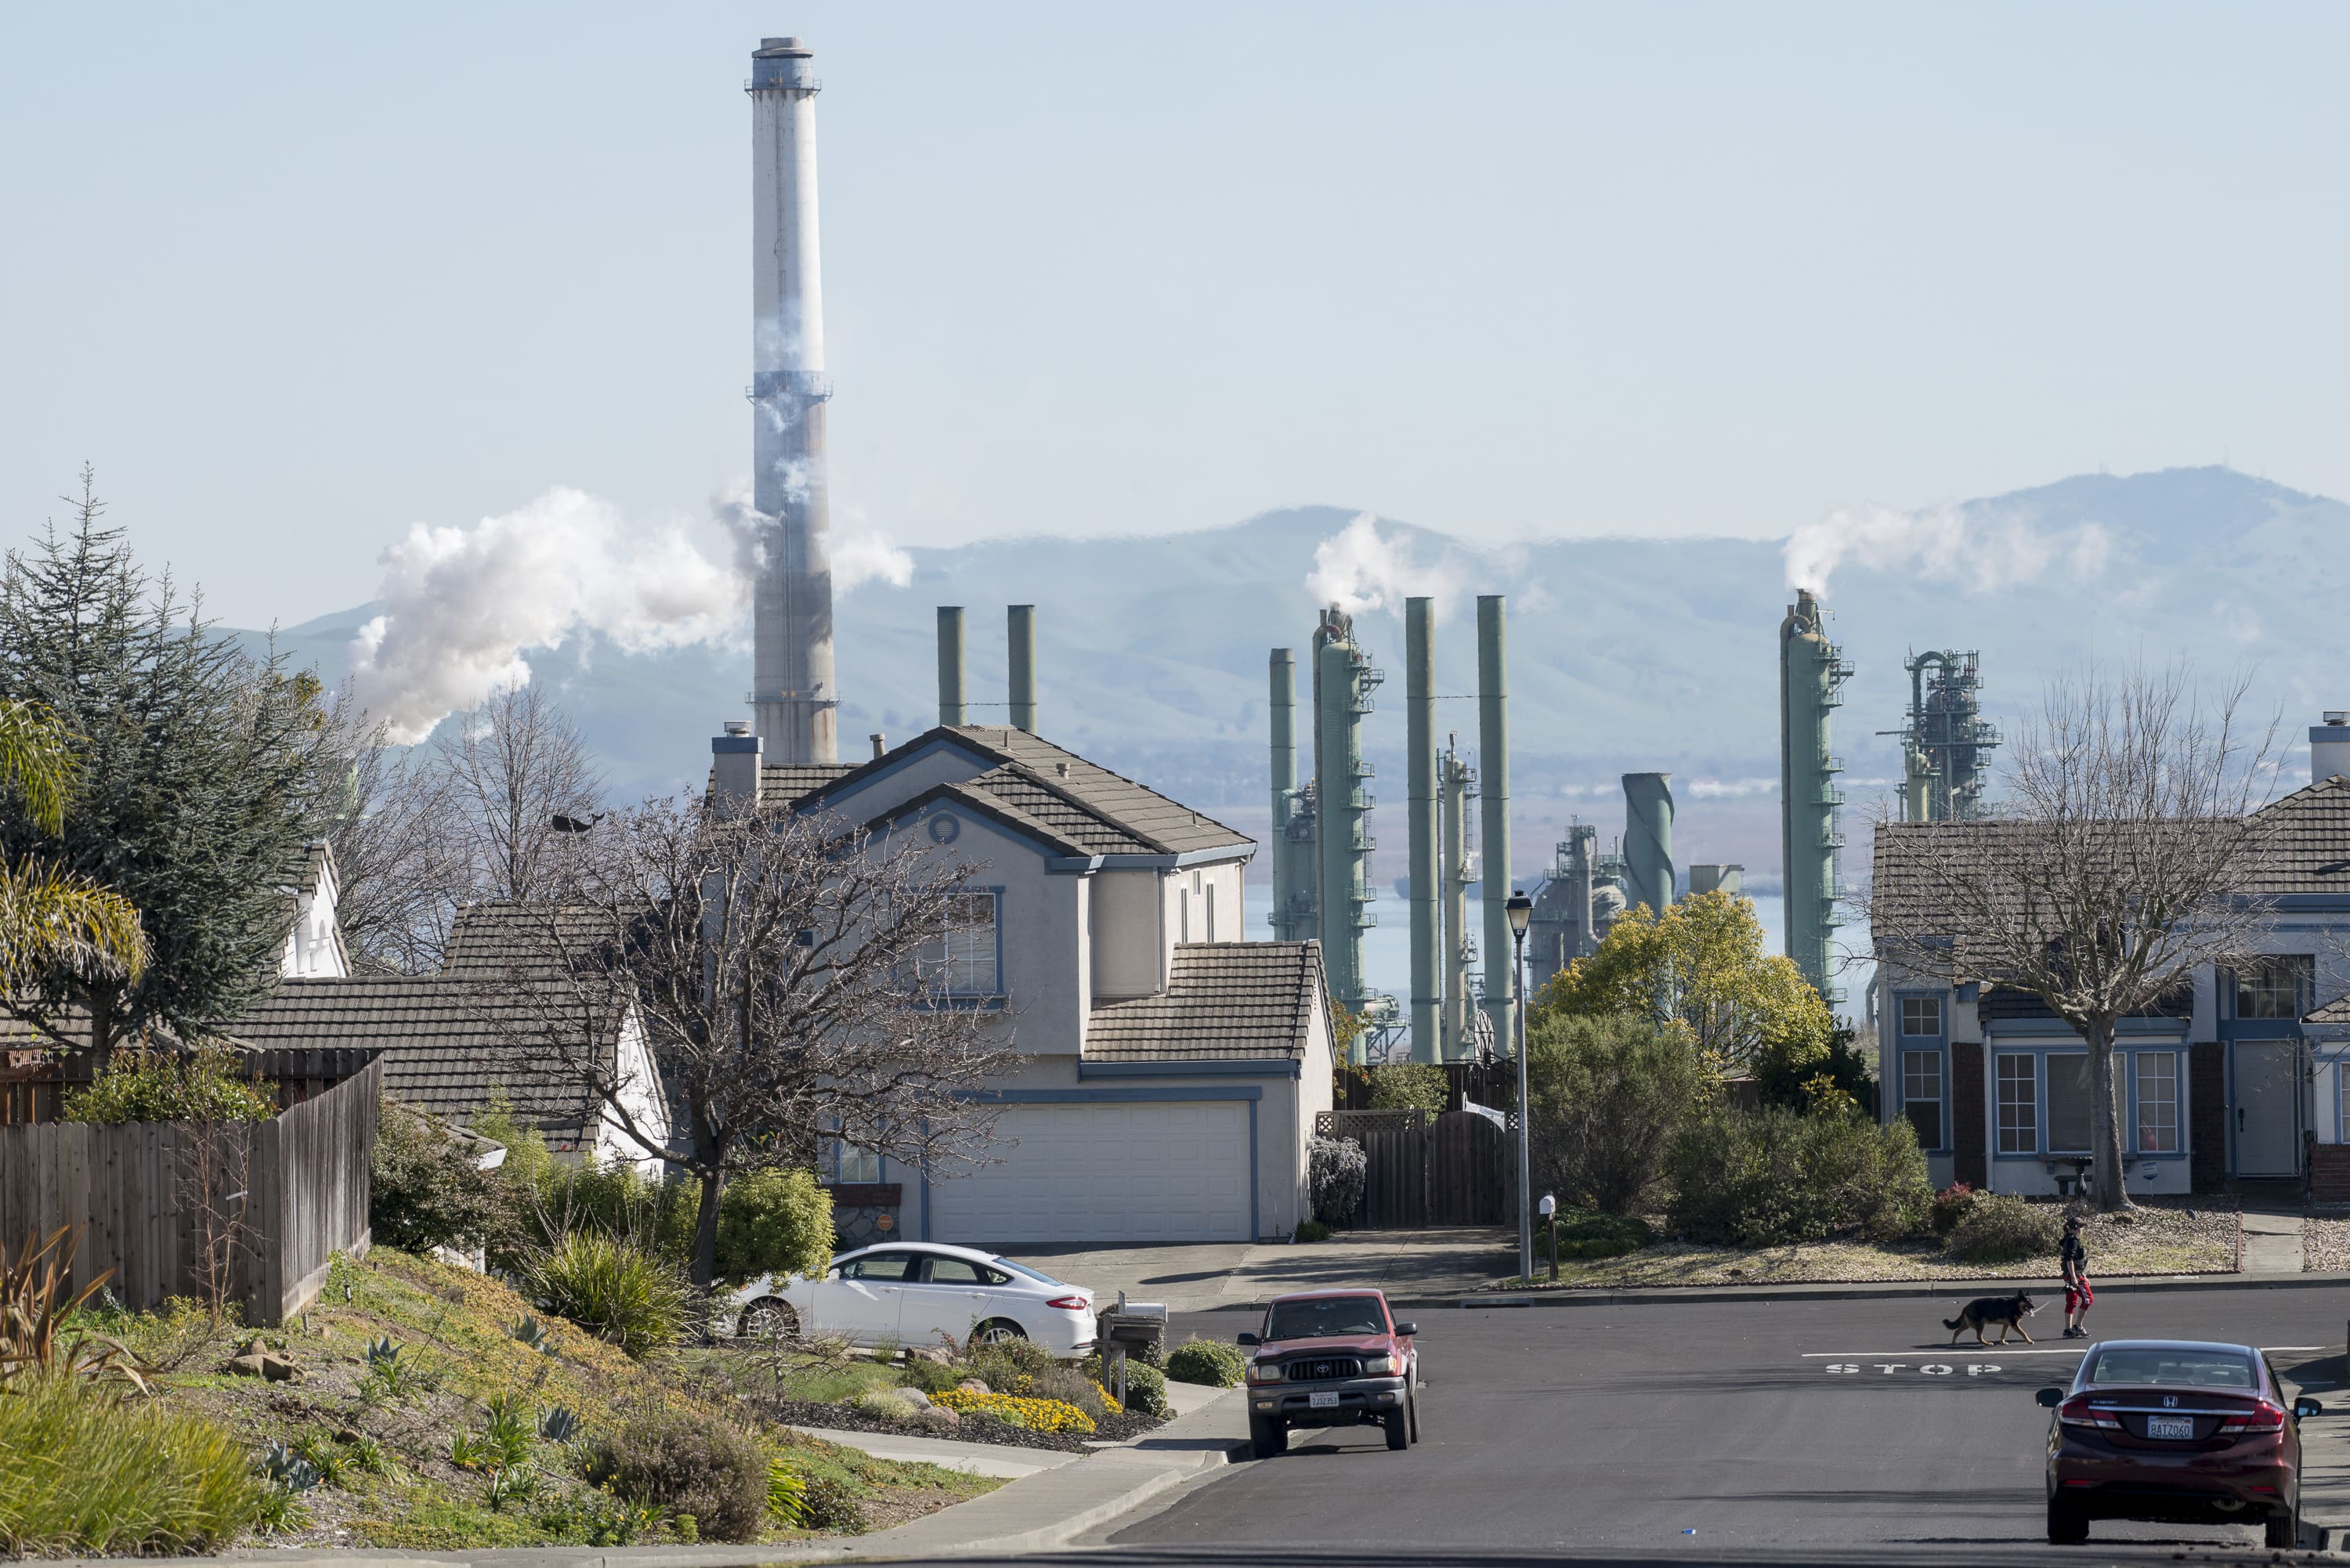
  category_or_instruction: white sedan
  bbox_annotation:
[730,1242,1097,1358]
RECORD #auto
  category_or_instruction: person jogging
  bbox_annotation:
[2059,1215,2093,1339]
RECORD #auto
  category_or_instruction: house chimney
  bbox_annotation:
[870,732,888,760]
[2312,712,2350,785]
[713,721,762,813]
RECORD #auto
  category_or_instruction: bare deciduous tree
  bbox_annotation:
[324,713,461,974]
[1861,665,2280,1211]
[436,684,604,906]
[490,792,1014,1293]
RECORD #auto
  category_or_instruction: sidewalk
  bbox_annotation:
[1007,1228,1513,1313]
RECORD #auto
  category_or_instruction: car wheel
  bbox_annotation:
[737,1299,799,1339]
[973,1318,1027,1346]
[2045,1497,2088,1545]
[1384,1406,1409,1451]
[2265,1505,2298,1550]
[1249,1413,1285,1459]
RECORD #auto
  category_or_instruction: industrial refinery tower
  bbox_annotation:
[1885,651,2001,822]
[1777,590,1850,1002]
[748,37,838,763]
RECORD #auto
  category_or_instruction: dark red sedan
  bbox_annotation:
[2037,1339,2321,1547]
[1237,1288,1419,1458]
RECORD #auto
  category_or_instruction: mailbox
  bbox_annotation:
[1097,1293,1168,1408]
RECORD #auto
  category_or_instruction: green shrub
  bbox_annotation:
[1544,1210,1654,1262]
[713,1167,833,1287]
[582,1412,768,1543]
[964,1335,1055,1393]
[1930,1183,1979,1237]
[1528,1012,1709,1215]
[63,1047,273,1126]
[0,1375,262,1553]
[371,1097,503,1255]
[765,1460,807,1528]
[1366,1062,1448,1115]
[798,1470,866,1532]
[1164,1337,1247,1388]
[1083,1355,1169,1416]
[1308,1136,1367,1226]
[1946,1193,2063,1263]
[1665,1104,1932,1248]
[1293,1219,1331,1243]
[1024,1363,1108,1419]
[851,1389,918,1422]
[525,1232,692,1357]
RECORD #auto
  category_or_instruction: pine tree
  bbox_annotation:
[0,471,341,1050]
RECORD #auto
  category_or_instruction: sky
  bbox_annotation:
[6,2,2349,627]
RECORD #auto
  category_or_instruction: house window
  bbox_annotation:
[1179,887,1190,943]
[921,891,999,996]
[2135,1051,2179,1154]
[1206,883,1218,942]
[1995,1053,2037,1153]
[824,1136,880,1184]
[1899,995,1943,1038]
[2045,1053,2092,1153]
[1901,1049,1943,1149]
[2237,956,2314,1020]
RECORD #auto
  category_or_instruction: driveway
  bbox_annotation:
[1003,1227,1513,1313]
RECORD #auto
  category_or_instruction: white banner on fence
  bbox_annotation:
[1460,1099,1509,1129]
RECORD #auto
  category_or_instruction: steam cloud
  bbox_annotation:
[1305,512,1465,616]
[351,489,746,743]
[354,484,917,744]
[1687,777,1780,799]
[1783,504,2113,596]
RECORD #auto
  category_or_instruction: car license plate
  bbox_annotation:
[1308,1391,1340,1409]
[2146,1415,2194,1440]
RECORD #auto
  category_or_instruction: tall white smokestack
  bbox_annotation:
[748,36,837,763]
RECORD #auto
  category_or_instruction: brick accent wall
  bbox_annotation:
[2191,1042,2227,1194]
[2312,1144,2350,1205]
[1952,1040,1987,1189]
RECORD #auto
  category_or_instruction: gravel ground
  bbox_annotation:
[2304,1212,2350,1270]
[764,1396,1164,1452]
[1493,1199,2239,1291]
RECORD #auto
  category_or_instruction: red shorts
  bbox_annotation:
[2066,1281,2094,1313]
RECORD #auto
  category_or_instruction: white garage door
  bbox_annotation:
[927,1101,1253,1244]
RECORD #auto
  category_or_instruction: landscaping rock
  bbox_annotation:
[907,1346,953,1364]
[898,1386,933,1410]
[222,1350,302,1382]
[956,1378,991,1395]
[919,1404,959,1427]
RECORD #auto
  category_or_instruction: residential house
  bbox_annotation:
[718,723,1336,1246]
[1871,728,2350,1198]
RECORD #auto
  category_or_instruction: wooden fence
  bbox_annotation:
[0,1053,379,1325]
[1316,1106,1508,1230]
[0,1046,377,1125]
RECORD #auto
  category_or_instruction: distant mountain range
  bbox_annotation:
[233,466,2350,891]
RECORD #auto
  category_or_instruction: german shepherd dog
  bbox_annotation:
[1943,1292,2039,1345]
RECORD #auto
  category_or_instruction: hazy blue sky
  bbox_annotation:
[5,2,2346,627]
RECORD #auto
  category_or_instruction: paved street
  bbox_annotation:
[1081,1286,2350,1563]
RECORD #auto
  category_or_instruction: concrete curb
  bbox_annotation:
[1442,1270,2350,1310]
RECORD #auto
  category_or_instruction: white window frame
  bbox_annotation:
[1900,1048,1944,1151]
[919,889,1001,999]
[2044,1051,2092,1155]
[1898,995,1943,1039]
[2133,1050,2180,1154]
[1995,1052,2037,1154]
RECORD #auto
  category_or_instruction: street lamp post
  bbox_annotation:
[1505,889,1533,1280]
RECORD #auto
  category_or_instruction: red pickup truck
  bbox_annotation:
[1237,1287,1420,1458]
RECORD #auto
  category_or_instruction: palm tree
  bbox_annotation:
[0,700,146,1000]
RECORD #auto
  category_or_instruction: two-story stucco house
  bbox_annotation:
[715,722,1336,1247]
[1871,724,2350,1200]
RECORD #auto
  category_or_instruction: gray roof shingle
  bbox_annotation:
[1085,941,1327,1061]
[806,727,1251,858]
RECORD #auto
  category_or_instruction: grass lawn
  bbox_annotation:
[1491,1201,2239,1291]
[95,1248,998,1549]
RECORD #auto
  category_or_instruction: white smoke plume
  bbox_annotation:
[1305,512,1465,616]
[351,488,746,744]
[711,478,913,594]
[1687,777,1780,799]
[1783,504,2113,596]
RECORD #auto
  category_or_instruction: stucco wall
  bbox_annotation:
[1090,870,1163,1000]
